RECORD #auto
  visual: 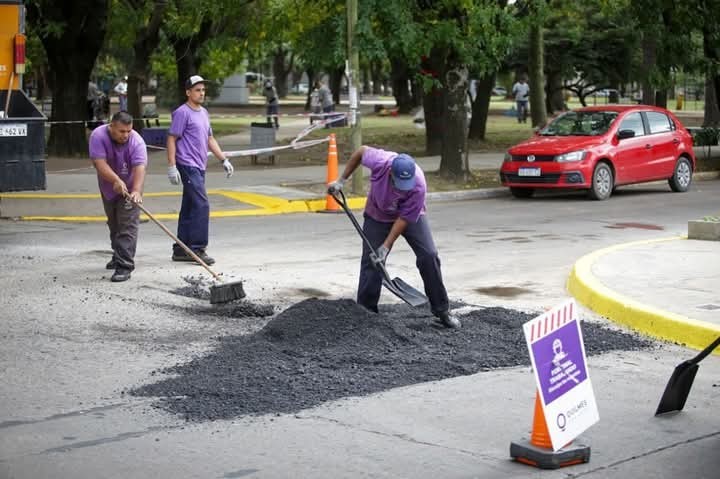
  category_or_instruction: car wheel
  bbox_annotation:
[668,157,692,192]
[510,187,534,198]
[588,162,613,201]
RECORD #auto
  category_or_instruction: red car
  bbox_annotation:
[500,105,695,200]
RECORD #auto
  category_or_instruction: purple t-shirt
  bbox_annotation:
[168,103,213,170]
[89,125,147,201]
[362,147,426,223]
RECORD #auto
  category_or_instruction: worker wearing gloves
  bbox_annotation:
[328,146,461,329]
[167,75,233,266]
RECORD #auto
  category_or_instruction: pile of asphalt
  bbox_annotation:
[131,298,654,421]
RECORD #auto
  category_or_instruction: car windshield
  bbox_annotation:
[539,111,619,136]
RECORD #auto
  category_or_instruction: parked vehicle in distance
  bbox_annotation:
[500,105,695,200]
[492,86,507,97]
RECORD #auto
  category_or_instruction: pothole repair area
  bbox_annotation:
[130,298,654,422]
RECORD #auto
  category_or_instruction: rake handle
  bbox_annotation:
[125,194,222,282]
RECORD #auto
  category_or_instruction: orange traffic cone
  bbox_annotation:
[509,391,591,469]
[321,133,341,213]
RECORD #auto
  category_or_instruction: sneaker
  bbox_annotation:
[436,311,462,329]
[111,268,131,282]
[106,259,117,270]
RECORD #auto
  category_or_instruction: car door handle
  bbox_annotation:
[645,144,652,149]
[672,138,680,144]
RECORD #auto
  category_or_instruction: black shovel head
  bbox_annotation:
[383,277,428,307]
[655,360,699,415]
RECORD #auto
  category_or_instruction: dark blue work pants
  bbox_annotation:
[357,214,449,316]
[174,164,210,254]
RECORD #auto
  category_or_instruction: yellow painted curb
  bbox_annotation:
[567,236,720,352]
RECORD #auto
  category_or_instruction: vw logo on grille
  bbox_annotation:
[527,154,536,162]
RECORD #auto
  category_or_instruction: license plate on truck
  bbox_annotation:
[0,124,27,137]
[518,167,541,177]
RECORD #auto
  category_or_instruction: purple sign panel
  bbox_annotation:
[531,321,587,405]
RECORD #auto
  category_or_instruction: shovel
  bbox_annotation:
[655,335,720,415]
[330,190,428,307]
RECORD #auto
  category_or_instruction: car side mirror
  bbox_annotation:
[617,129,635,140]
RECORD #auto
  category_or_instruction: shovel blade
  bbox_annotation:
[383,277,428,307]
[655,361,699,415]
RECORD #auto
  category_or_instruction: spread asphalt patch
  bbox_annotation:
[130,298,654,421]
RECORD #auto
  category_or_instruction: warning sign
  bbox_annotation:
[523,299,599,450]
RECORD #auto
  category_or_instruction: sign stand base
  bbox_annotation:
[510,439,590,469]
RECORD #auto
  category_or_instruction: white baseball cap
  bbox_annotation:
[185,75,208,89]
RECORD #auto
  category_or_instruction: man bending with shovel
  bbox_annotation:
[328,146,461,329]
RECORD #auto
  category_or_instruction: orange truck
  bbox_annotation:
[0,0,46,193]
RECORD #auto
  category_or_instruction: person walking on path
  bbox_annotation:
[317,80,335,127]
[114,75,128,112]
[263,79,280,129]
[512,77,530,123]
[89,111,147,283]
[327,146,461,329]
[166,75,234,266]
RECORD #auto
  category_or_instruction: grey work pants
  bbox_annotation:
[102,196,140,271]
[357,214,449,316]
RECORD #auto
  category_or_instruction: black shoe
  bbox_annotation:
[172,251,195,262]
[111,268,131,282]
[106,259,117,270]
[436,311,462,329]
[195,250,215,266]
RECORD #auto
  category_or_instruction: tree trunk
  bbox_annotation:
[272,48,293,98]
[389,57,413,113]
[371,61,382,95]
[330,67,343,105]
[438,66,468,178]
[27,1,109,157]
[468,73,494,140]
[422,50,444,156]
[654,89,667,108]
[169,19,213,106]
[128,0,167,132]
[304,67,315,111]
[641,33,656,105]
[703,77,720,127]
[545,70,564,115]
[362,67,371,95]
[528,21,547,127]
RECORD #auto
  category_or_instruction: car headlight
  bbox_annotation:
[555,150,586,163]
[504,152,512,162]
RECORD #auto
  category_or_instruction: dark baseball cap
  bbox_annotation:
[391,154,417,191]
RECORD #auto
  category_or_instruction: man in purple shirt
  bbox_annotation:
[89,111,147,282]
[328,146,461,329]
[167,75,234,265]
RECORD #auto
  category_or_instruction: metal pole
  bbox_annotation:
[347,0,363,194]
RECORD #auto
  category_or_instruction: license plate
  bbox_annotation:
[518,167,541,177]
[0,124,27,137]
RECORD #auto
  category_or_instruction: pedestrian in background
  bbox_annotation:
[166,75,234,266]
[317,80,334,127]
[327,146,461,329]
[309,81,321,125]
[512,76,530,123]
[114,75,128,112]
[89,111,147,283]
[263,79,280,129]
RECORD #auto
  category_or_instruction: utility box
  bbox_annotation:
[0,90,46,191]
[249,122,276,165]
[140,127,168,148]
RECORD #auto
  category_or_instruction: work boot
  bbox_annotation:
[436,311,462,329]
[106,258,117,270]
[111,268,131,282]
[172,250,194,262]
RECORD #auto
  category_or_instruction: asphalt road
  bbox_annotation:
[1,181,719,478]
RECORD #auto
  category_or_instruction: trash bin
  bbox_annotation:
[0,89,47,192]
[249,122,276,165]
